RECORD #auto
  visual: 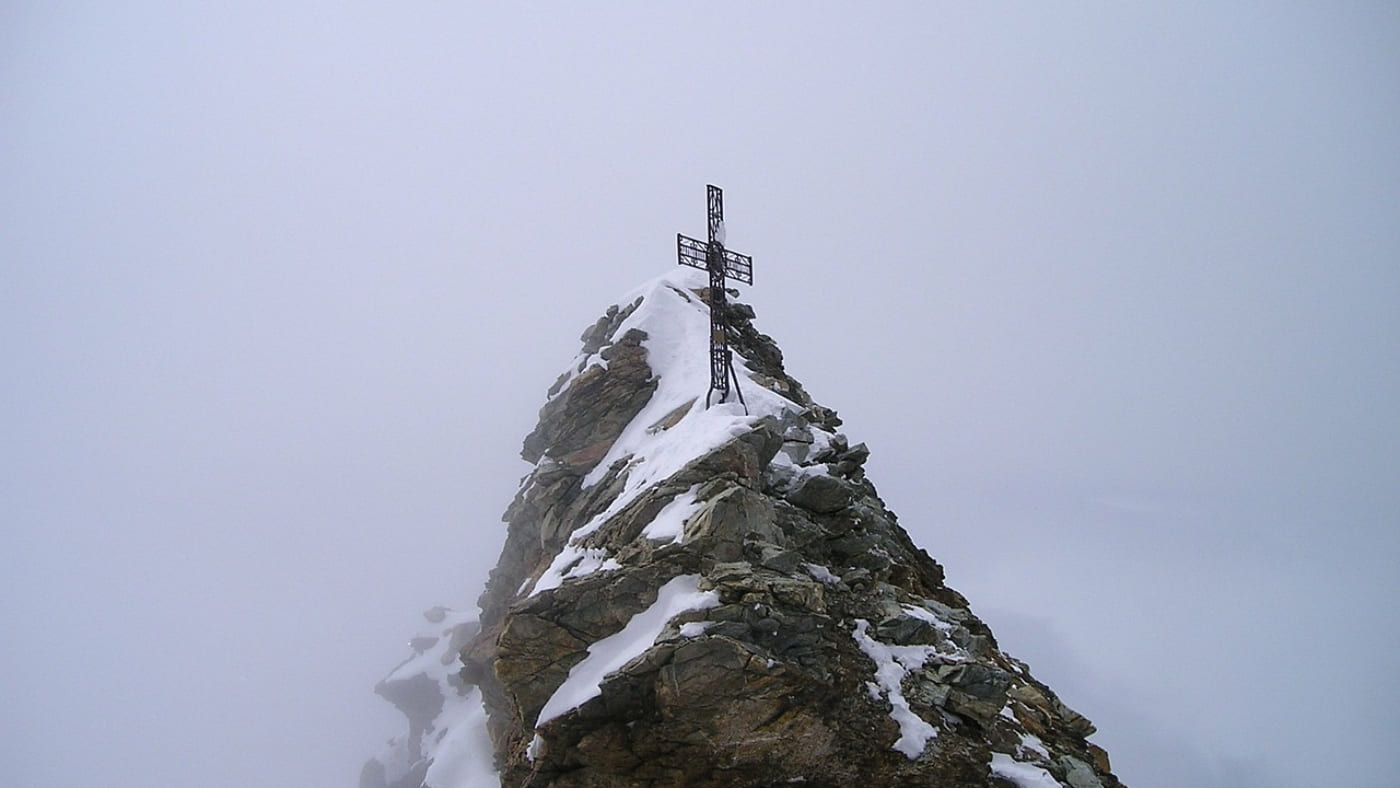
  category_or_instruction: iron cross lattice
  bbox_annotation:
[678,185,754,409]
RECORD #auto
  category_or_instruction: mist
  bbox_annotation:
[3,4,1397,786]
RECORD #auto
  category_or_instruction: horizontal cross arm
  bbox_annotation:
[676,234,754,285]
[722,248,752,285]
[677,234,708,270]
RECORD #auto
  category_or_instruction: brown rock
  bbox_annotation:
[368,282,1128,788]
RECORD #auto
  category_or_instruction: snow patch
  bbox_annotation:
[535,574,720,727]
[371,610,498,787]
[531,542,622,596]
[423,686,498,788]
[381,609,475,685]
[641,485,704,544]
[678,621,714,638]
[851,619,939,759]
[804,563,841,585]
[900,603,956,633]
[1018,732,1051,761]
[807,428,836,461]
[989,752,1062,787]
[526,733,544,762]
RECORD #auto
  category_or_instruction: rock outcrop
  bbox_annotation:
[366,269,1125,787]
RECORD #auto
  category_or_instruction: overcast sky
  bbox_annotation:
[3,3,1397,787]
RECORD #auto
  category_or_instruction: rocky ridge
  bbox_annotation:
[365,269,1125,788]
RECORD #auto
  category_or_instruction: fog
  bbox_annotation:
[3,4,1396,786]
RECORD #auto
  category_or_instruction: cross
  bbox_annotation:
[677,184,754,409]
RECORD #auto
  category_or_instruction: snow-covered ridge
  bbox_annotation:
[519,269,804,597]
[574,270,793,490]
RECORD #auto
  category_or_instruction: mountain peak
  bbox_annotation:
[365,271,1124,788]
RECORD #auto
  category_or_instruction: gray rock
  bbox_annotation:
[369,285,1126,788]
[521,327,656,467]
[686,484,778,562]
[1061,756,1107,788]
[785,471,853,513]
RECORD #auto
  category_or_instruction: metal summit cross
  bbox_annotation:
[677,184,754,409]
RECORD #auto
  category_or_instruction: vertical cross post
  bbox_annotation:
[705,186,732,405]
[677,184,754,408]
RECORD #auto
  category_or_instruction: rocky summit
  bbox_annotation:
[364,269,1126,788]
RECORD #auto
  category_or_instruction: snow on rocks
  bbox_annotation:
[528,513,622,597]
[1019,732,1052,761]
[420,686,498,788]
[851,618,940,759]
[519,269,804,598]
[803,562,841,585]
[363,609,497,788]
[535,574,719,727]
[641,484,704,544]
[677,620,715,638]
[367,268,1125,788]
[900,603,957,634]
[574,271,793,496]
[990,752,1063,788]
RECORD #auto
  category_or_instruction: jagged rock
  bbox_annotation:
[1061,756,1107,788]
[785,471,854,513]
[523,325,655,468]
[366,270,1126,787]
[685,483,778,561]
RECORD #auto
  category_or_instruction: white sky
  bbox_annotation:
[3,3,1397,787]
